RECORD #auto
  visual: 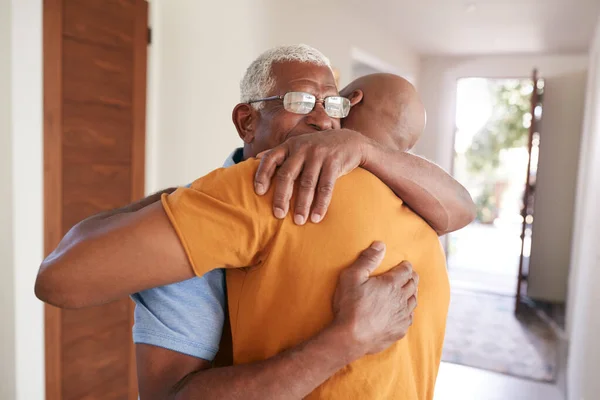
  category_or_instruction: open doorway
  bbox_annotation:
[442,77,559,383]
[448,77,536,296]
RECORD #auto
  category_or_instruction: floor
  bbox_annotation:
[439,223,565,399]
[447,222,521,296]
[434,362,564,400]
[442,290,558,382]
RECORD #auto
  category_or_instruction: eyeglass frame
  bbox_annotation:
[247,91,352,118]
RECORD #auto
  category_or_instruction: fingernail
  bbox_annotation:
[255,182,265,195]
[311,213,322,223]
[371,241,385,251]
[294,214,306,225]
[274,207,286,219]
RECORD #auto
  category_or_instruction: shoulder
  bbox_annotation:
[335,168,404,206]
[189,159,260,200]
[190,159,259,191]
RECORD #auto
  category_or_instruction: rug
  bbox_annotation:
[441,290,558,382]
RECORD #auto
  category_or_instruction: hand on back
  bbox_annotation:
[329,241,419,358]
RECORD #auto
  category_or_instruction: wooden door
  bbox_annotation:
[43,0,148,399]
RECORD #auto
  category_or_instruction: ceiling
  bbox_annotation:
[346,0,600,55]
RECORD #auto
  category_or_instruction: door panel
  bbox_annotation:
[43,0,148,399]
[62,39,133,106]
[63,0,136,48]
[62,102,133,164]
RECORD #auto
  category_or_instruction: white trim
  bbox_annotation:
[11,0,45,398]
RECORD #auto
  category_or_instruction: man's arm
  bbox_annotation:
[137,243,418,400]
[253,129,476,235]
[362,143,476,235]
[35,200,195,308]
[35,160,277,308]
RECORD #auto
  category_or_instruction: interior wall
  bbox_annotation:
[146,0,420,192]
[260,0,421,89]
[145,0,269,192]
[527,71,587,303]
[567,16,600,400]
[0,0,16,398]
[10,0,45,399]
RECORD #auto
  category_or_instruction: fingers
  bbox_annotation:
[293,156,324,225]
[401,271,419,297]
[407,295,417,314]
[310,159,341,223]
[254,148,287,196]
[338,242,387,287]
[380,261,414,288]
[272,154,305,219]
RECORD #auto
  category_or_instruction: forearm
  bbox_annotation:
[35,198,193,309]
[174,324,358,400]
[363,143,476,235]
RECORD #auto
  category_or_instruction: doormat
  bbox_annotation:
[441,290,557,382]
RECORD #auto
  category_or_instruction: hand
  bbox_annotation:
[331,241,418,358]
[254,129,372,225]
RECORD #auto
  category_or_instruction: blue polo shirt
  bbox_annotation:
[131,148,243,360]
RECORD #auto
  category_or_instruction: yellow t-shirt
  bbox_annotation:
[162,159,450,400]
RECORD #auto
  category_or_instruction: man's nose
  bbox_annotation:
[305,102,334,131]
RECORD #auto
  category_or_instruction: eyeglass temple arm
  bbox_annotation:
[247,95,282,104]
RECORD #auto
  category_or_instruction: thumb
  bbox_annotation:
[340,241,386,287]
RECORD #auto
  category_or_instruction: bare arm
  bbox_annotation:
[136,244,418,400]
[171,324,358,400]
[35,199,195,308]
[253,129,476,235]
[362,141,476,235]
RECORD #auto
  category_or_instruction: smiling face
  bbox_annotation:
[233,61,342,159]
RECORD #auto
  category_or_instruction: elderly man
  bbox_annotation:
[35,45,474,399]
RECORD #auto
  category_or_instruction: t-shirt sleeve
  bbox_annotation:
[161,159,278,277]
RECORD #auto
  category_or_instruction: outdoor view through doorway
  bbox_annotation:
[448,77,541,296]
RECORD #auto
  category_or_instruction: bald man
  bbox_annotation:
[340,73,425,151]
[199,73,449,399]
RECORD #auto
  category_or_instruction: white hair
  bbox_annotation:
[240,44,332,109]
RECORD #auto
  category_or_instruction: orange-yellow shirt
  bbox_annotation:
[162,159,450,400]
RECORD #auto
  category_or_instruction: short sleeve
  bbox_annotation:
[131,270,226,361]
[161,159,279,277]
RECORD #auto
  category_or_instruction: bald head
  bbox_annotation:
[340,73,426,151]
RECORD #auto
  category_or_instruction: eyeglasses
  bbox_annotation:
[248,91,351,118]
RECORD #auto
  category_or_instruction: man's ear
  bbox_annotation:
[232,103,258,143]
[348,89,364,107]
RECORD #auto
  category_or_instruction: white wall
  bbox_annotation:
[146,0,269,192]
[146,0,420,192]
[0,0,16,399]
[260,0,421,88]
[567,16,600,400]
[527,71,587,303]
[3,0,45,399]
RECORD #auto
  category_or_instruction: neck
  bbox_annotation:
[242,145,253,161]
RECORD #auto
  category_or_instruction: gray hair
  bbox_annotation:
[240,44,332,109]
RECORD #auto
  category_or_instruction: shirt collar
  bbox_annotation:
[223,148,244,168]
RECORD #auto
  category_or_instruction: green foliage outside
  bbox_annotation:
[465,80,535,223]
